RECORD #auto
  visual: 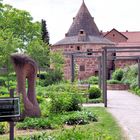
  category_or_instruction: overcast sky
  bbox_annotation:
[3,0,140,44]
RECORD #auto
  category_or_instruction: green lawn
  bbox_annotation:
[0,107,126,140]
[85,107,125,139]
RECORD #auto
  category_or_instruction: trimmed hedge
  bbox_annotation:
[107,79,121,84]
[112,69,123,81]
[88,86,101,99]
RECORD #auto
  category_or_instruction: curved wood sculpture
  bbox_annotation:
[11,54,41,117]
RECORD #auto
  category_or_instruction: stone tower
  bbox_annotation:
[51,1,114,80]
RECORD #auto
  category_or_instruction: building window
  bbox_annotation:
[95,71,98,76]
[113,34,115,37]
[80,65,85,71]
[77,46,80,50]
[87,49,93,55]
[113,52,116,56]
[80,30,84,34]
[71,46,73,48]
[79,29,84,35]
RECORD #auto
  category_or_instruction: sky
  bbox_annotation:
[3,0,140,44]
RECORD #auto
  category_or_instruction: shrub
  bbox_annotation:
[37,72,47,80]
[65,111,97,125]
[112,69,123,81]
[0,122,8,134]
[0,77,6,86]
[15,127,114,140]
[88,86,101,99]
[36,95,45,104]
[16,111,97,130]
[49,92,71,113]
[88,76,99,84]
[38,83,82,97]
[39,100,51,117]
[130,80,138,90]
[0,87,9,95]
[55,127,93,140]
[122,65,138,86]
[133,86,139,93]
[107,79,121,84]
[49,92,82,113]
[136,89,140,96]
[37,69,63,86]
[15,133,55,140]
[67,93,82,111]
[16,117,52,130]
[15,128,92,140]
[8,73,16,81]
[47,83,80,93]
[88,98,103,103]
[36,86,49,97]
[80,76,99,85]
[5,80,16,90]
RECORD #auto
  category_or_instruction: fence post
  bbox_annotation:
[102,48,107,107]
[71,54,75,83]
[98,56,102,89]
[9,89,14,140]
[138,58,140,88]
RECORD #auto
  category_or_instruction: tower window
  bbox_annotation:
[77,46,80,50]
[79,29,85,35]
[80,30,84,34]
[87,49,93,55]
[80,65,85,71]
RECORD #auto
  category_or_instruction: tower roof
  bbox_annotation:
[53,1,114,46]
[66,1,100,37]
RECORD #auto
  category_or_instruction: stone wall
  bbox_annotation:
[107,84,129,90]
[51,44,114,80]
[115,60,137,69]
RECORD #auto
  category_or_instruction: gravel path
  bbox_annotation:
[107,90,140,140]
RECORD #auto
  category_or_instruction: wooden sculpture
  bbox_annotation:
[11,54,41,117]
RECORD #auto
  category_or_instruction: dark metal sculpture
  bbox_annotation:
[11,54,41,117]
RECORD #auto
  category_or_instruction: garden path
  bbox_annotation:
[83,90,140,140]
[107,90,140,140]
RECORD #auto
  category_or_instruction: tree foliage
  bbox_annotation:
[27,39,50,69]
[0,4,41,44]
[41,19,49,44]
[50,51,64,71]
[0,1,64,87]
[0,2,50,70]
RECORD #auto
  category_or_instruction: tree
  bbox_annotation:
[50,51,64,71]
[0,29,24,67]
[0,2,42,63]
[41,19,49,44]
[0,2,43,89]
[27,38,50,69]
[0,3,41,48]
[0,29,24,89]
[0,2,64,85]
